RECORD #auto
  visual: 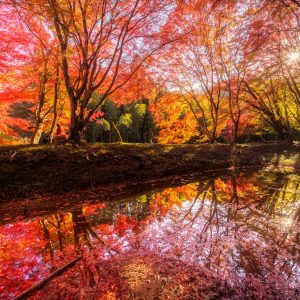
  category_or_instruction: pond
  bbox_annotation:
[0,171,300,299]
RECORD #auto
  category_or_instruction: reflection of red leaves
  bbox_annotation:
[1,176,300,299]
[98,224,111,235]
[114,215,137,237]
[35,251,225,299]
[83,203,106,217]
[223,176,257,201]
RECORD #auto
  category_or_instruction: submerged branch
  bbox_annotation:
[14,256,82,300]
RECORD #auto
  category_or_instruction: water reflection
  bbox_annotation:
[1,172,300,299]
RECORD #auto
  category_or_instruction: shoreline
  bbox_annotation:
[1,142,300,201]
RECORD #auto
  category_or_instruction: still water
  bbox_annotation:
[0,172,300,299]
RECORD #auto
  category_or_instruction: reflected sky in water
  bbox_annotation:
[1,172,300,299]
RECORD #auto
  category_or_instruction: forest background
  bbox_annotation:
[1,0,300,145]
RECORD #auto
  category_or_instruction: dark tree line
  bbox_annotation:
[84,99,156,143]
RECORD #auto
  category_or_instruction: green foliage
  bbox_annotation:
[84,99,156,143]
[119,113,132,128]
[101,119,110,131]
[135,104,147,119]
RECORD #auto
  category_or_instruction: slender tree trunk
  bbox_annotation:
[31,97,45,144]
[31,61,48,144]
[49,65,60,138]
[112,122,123,142]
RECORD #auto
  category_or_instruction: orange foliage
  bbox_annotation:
[150,93,198,144]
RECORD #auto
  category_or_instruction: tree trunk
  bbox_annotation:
[68,123,83,142]
[272,120,291,142]
[49,65,60,137]
[231,120,239,145]
[31,63,48,144]
[30,120,44,144]
[112,122,123,142]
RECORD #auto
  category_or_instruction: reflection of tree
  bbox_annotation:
[239,174,300,260]
[180,181,211,224]
[40,219,54,262]
[199,180,220,240]
[145,173,300,297]
[36,175,300,298]
[72,207,105,250]
[2,174,300,299]
[227,174,300,276]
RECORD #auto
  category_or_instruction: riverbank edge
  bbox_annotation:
[0,142,299,200]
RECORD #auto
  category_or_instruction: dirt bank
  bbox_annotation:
[0,142,299,200]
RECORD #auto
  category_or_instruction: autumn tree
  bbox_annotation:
[217,15,255,144]
[150,92,199,144]
[242,2,300,141]
[29,45,63,144]
[0,3,67,144]
[162,3,228,143]
[0,5,34,143]
[12,0,181,142]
